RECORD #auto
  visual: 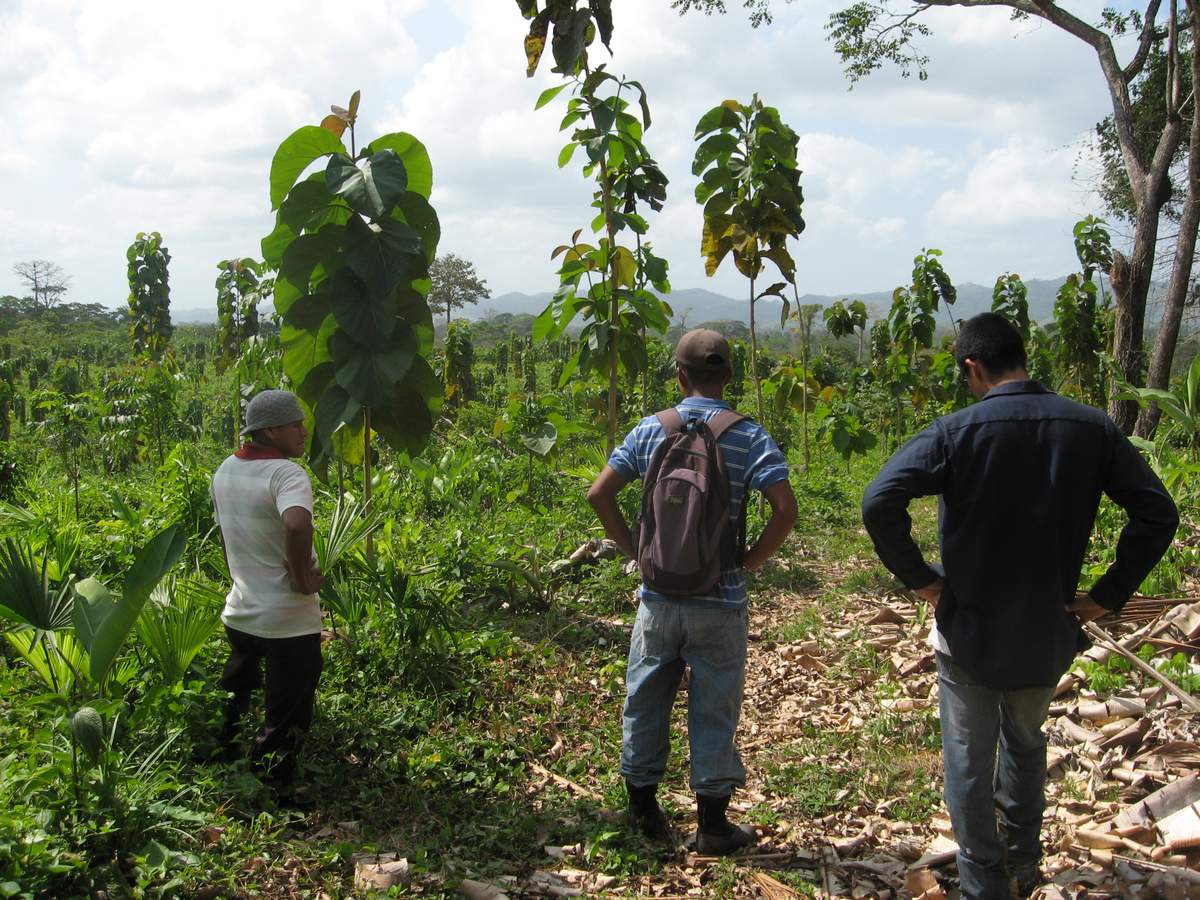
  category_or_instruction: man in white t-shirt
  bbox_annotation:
[210,389,324,790]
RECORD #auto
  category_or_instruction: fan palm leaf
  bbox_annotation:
[136,578,224,685]
[0,537,72,631]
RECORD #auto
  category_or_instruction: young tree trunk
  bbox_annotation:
[1109,212,1160,431]
[363,406,374,563]
[1136,8,1200,438]
[601,169,621,456]
[749,277,764,424]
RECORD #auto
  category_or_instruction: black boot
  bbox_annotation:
[695,793,757,856]
[626,780,670,840]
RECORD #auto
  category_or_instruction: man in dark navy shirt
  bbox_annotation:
[862,313,1177,900]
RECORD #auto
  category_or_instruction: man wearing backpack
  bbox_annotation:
[862,314,1177,899]
[587,329,797,855]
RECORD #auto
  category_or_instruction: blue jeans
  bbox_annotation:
[621,597,748,797]
[937,651,1056,900]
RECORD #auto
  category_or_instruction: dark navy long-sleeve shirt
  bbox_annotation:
[862,380,1178,688]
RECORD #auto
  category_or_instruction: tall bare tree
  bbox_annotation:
[12,260,70,311]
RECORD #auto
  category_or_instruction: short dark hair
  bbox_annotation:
[679,363,730,392]
[955,313,1026,376]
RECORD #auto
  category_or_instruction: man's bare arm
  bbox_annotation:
[282,506,324,595]
[743,480,798,572]
[587,465,636,558]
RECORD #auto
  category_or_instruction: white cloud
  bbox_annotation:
[929,137,1081,228]
[0,0,1128,306]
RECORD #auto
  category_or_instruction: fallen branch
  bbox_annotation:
[1083,622,1200,714]
[527,761,604,801]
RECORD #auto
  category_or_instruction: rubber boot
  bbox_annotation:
[626,780,670,840]
[695,793,757,856]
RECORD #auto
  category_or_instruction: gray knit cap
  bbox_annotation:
[241,390,305,436]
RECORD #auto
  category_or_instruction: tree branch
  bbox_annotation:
[1124,0,1165,82]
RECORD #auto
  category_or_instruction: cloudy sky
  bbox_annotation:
[0,0,1132,312]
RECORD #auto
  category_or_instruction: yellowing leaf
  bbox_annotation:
[320,114,348,138]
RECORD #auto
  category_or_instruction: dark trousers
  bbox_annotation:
[219,626,323,784]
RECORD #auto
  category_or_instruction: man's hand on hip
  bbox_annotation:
[1066,592,1107,625]
[913,577,944,609]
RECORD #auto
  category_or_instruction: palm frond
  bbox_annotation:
[135,577,224,685]
[313,493,385,572]
[0,538,72,630]
[5,629,88,695]
[559,441,611,483]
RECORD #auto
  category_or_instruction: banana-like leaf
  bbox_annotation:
[89,525,186,684]
[72,577,115,654]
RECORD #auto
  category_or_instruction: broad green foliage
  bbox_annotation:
[532,67,672,451]
[261,93,442,470]
[517,0,613,77]
[823,299,868,361]
[215,258,263,375]
[693,96,804,284]
[126,232,173,360]
[991,274,1030,342]
[1055,217,1114,405]
[0,524,183,694]
[693,94,804,422]
[1118,351,1200,456]
[444,320,477,406]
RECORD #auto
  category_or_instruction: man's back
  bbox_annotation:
[609,397,789,607]
[211,455,321,639]
[863,381,1177,687]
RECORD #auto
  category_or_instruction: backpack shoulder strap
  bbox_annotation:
[654,408,685,435]
[706,409,748,441]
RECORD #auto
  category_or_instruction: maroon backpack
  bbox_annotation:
[635,408,748,597]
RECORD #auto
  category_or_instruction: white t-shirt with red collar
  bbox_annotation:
[211,455,321,638]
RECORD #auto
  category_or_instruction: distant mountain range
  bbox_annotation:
[476,278,1083,328]
[170,276,1095,327]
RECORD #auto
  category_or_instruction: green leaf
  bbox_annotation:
[72,578,115,654]
[279,177,332,231]
[282,314,336,400]
[282,290,334,335]
[550,7,591,74]
[519,422,558,457]
[313,384,362,450]
[279,225,344,305]
[329,267,396,346]
[694,104,741,139]
[558,142,578,169]
[535,83,569,110]
[269,126,346,210]
[402,355,442,410]
[395,283,435,356]
[392,193,440,265]
[0,539,70,630]
[296,362,335,411]
[89,526,186,684]
[371,385,435,456]
[366,133,434,199]
[261,219,296,269]
[332,327,417,406]
[343,214,422,299]
[326,150,408,220]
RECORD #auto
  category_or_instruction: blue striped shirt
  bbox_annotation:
[609,397,790,608]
